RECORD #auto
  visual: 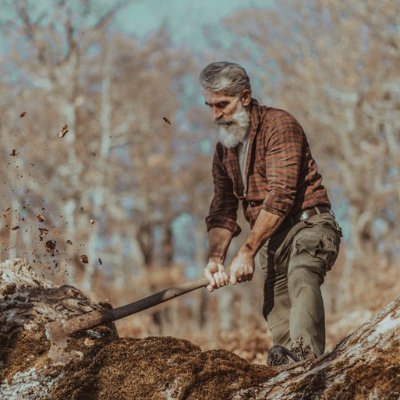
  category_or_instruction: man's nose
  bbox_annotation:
[212,107,223,121]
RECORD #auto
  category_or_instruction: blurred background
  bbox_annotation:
[0,0,399,363]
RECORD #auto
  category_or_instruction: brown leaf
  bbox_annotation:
[66,239,73,245]
[90,219,95,225]
[57,124,69,138]
[162,117,171,125]
[10,149,17,156]
[36,214,45,222]
[80,255,89,264]
[20,111,27,118]
[11,226,19,230]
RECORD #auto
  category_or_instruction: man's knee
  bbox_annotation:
[288,260,324,291]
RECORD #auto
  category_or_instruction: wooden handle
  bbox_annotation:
[62,277,209,336]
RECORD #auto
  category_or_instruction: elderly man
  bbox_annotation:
[200,61,341,365]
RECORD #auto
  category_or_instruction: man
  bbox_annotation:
[200,61,341,366]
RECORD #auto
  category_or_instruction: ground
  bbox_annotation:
[0,259,399,399]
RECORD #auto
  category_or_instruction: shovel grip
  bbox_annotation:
[62,277,209,336]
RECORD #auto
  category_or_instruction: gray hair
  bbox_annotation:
[199,61,251,97]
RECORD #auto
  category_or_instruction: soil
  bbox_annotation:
[48,336,276,400]
[0,325,276,399]
[0,259,277,399]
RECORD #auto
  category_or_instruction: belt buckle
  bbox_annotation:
[299,210,308,222]
[301,207,318,222]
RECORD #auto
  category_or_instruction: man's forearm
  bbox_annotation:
[240,210,284,257]
[207,227,233,262]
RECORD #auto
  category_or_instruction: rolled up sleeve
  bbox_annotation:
[206,147,241,237]
[262,114,304,217]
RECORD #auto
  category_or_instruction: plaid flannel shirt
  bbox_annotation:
[206,99,331,236]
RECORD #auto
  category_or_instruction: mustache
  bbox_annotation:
[215,118,235,126]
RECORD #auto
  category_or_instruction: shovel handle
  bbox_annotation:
[61,277,209,336]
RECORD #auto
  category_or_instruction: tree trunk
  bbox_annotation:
[85,37,113,291]
[232,297,400,399]
[161,223,174,267]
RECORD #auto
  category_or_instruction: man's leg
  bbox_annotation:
[287,224,340,356]
[258,238,291,348]
[288,250,326,356]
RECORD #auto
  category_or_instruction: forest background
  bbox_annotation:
[0,0,399,363]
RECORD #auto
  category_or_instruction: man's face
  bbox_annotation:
[203,90,251,148]
[203,91,241,124]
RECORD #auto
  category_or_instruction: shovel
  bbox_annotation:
[45,277,209,361]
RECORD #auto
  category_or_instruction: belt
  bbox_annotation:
[278,206,331,233]
[289,206,331,224]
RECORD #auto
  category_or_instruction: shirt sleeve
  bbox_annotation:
[262,113,304,217]
[205,146,241,237]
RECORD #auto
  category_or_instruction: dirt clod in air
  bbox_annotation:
[39,227,49,241]
[57,124,69,138]
[45,239,56,255]
[36,214,46,222]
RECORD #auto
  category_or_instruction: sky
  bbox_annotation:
[115,0,273,51]
[0,0,274,75]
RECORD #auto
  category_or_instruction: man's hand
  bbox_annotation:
[229,250,255,285]
[204,259,230,292]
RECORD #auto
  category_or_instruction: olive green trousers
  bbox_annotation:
[257,212,341,356]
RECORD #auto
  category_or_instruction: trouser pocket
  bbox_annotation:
[292,228,340,271]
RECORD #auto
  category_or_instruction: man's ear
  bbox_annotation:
[241,90,252,107]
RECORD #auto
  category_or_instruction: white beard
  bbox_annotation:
[217,103,250,148]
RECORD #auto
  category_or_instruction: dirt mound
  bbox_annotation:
[0,259,275,399]
[50,336,275,399]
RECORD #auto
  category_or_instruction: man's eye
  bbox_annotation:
[205,102,229,109]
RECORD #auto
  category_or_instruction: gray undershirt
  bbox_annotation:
[238,134,250,194]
